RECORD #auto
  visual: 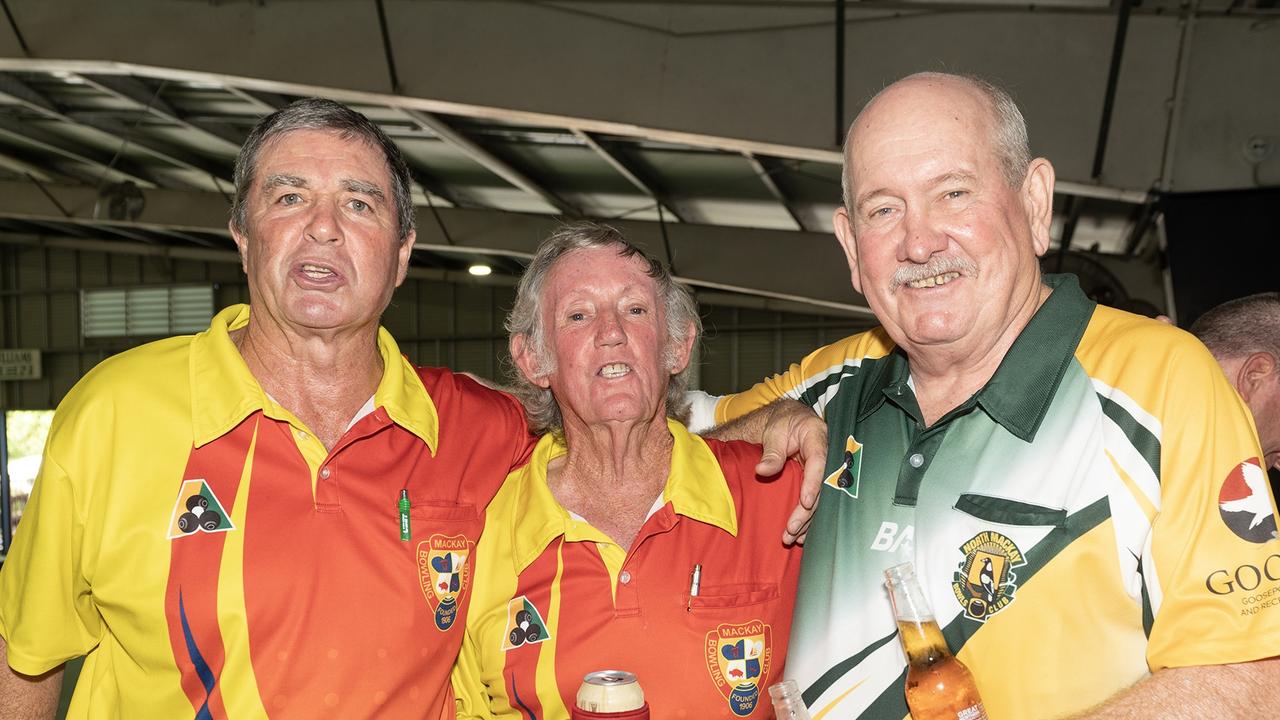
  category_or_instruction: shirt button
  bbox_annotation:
[320,467,332,479]
[619,570,632,585]
[908,453,925,468]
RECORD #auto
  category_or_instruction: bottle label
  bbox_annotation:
[956,703,988,720]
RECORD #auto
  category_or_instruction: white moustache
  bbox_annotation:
[890,257,978,292]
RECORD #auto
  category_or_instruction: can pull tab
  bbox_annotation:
[398,489,411,541]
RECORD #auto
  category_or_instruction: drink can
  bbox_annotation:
[571,670,650,719]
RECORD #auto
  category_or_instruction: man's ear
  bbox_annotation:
[668,320,698,376]
[229,220,250,275]
[395,229,416,288]
[832,206,863,295]
[510,333,551,389]
[1022,158,1056,257]
[1238,352,1279,403]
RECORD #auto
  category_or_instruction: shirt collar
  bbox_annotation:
[510,419,737,574]
[856,274,1095,441]
[188,304,439,452]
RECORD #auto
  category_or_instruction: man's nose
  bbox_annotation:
[304,200,343,243]
[899,207,946,263]
[596,309,626,346]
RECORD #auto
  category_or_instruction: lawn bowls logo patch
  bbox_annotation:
[166,479,234,539]
[704,620,772,717]
[500,596,550,651]
[823,435,863,499]
[952,531,1025,622]
[1218,458,1278,544]
[417,534,473,631]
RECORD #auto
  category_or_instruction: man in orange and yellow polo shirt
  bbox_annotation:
[0,99,533,719]
[452,224,804,719]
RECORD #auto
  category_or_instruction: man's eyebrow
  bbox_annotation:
[342,179,386,200]
[854,172,978,211]
[855,187,891,212]
[261,174,307,192]
[925,171,977,188]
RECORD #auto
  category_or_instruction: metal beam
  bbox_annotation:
[571,129,684,222]
[402,108,578,216]
[223,85,293,115]
[63,111,234,186]
[0,116,162,187]
[73,73,245,153]
[0,147,55,181]
[744,153,806,231]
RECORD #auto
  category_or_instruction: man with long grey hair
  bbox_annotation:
[453,222,807,718]
[0,98,534,719]
[690,72,1280,717]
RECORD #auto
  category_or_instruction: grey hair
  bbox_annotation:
[505,222,702,436]
[232,97,416,241]
[1190,292,1280,365]
[841,72,1033,211]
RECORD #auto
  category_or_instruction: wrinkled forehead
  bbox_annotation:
[542,246,659,303]
[254,129,390,181]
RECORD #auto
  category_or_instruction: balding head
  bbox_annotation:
[841,73,1032,212]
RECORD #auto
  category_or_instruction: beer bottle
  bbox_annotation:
[884,562,988,720]
[768,679,813,720]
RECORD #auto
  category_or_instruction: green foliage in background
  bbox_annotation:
[6,410,53,459]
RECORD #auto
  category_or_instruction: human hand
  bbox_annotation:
[755,400,828,545]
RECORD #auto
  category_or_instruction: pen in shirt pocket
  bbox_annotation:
[686,563,702,611]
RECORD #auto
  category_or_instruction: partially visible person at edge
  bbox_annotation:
[0,99,824,719]
[687,72,1280,719]
[1192,292,1280,502]
[451,223,804,719]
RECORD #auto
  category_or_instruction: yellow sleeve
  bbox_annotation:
[452,625,495,719]
[713,329,893,425]
[0,452,101,674]
[1144,337,1280,669]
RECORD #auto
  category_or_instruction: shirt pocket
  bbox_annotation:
[403,501,483,633]
[954,493,1068,528]
[684,582,780,613]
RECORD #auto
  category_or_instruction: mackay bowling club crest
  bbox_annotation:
[705,620,772,717]
[823,435,863,499]
[418,534,473,631]
[952,530,1025,622]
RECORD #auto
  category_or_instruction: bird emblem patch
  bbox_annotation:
[704,620,772,717]
[1218,458,1278,544]
[418,534,473,631]
[952,531,1025,622]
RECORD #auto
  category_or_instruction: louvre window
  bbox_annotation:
[81,286,215,338]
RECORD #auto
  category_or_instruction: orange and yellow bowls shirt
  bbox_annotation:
[452,420,804,719]
[0,304,535,719]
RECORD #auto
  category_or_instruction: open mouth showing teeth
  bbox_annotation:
[301,264,335,280]
[599,363,631,378]
[907,271,960,289]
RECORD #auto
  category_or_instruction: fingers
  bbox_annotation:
[783,502,815,546]
[800,433,825,508]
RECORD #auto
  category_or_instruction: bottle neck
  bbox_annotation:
[896,618,952,667]
[885,563,953,667]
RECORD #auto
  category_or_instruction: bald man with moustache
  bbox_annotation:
[692,73,1280,718]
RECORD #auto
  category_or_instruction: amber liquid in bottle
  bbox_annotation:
[885,562,988,720]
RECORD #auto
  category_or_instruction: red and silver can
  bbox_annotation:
[570,670,650,720]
